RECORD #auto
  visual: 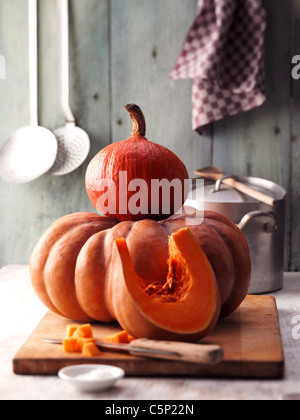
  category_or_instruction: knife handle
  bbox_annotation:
[129,339,223,365]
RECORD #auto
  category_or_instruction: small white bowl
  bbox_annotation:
[58,364,125,393]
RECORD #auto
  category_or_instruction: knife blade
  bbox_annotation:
[45,338,223,365]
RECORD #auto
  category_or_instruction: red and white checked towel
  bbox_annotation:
[171,0,267,130]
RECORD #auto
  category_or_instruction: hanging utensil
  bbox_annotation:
[0,0,58,184]
[45,338,224,365]
[48,0,90,176]
[194,166,276,207]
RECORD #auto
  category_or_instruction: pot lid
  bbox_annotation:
[188,176,286,205]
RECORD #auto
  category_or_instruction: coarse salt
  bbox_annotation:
[74,369,114,381]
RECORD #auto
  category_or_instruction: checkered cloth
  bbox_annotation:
[170,0,267,130]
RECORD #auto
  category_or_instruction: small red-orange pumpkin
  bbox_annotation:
[85,105,189,222]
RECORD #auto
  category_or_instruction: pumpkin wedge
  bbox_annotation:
[109,228,221,342]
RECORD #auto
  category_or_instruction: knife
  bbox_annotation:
[45,338,223,365]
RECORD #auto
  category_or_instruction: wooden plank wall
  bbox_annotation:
[291,0,300,271]
[0,0,298,271]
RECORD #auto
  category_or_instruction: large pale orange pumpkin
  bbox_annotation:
[30,211,251,342]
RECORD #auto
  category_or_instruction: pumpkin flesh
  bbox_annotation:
[114,228,220,340]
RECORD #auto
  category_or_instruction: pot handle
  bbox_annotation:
[237,211,279,233]
[211,175,239,193]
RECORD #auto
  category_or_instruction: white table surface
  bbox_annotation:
[1,265,300,401]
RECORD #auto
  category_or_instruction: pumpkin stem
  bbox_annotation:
[125,104,146,137]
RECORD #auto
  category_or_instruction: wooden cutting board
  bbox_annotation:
[13,295,284,379]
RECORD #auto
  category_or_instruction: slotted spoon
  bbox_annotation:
[48,0,90,176]
[0,0,57,184]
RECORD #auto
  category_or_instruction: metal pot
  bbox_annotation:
[186,176,287,294]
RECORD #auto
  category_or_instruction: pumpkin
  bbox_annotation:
[63,338,78,353]
[30,210,251,342]
[111,228,221,342]
[82,342,102,357]
[72,324,94,339]
[104,331,135,344]
[85,104,189,222]
[63,324,96,354]
[75,337,96,353]
[66,325,79,338]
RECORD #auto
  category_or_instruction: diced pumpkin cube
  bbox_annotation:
[75,337,95,353]
[73,324,94,339]
[63,337,78,353]
[104,330,132,344]
[66,325,79,338]
[82,342,102,357]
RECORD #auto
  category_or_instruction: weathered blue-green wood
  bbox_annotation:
[212,0,293,270]
[290,0,300,271]
[0,0,299,271]
[0,0,110,266]
[110,0,212,176]
[213,0,292,186]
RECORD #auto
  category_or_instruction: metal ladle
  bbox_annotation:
[48,0,90,176]
[0,0,58,184]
